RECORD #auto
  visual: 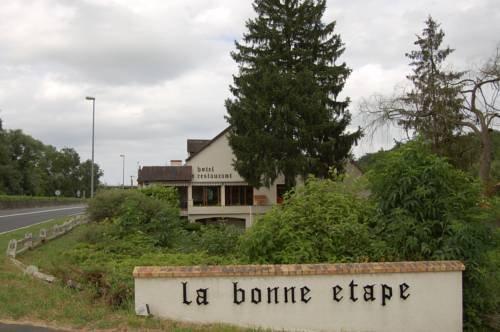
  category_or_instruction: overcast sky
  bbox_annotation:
[0,0,499,185]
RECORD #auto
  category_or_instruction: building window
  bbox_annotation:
[276,184,286,204]
[192,186,221,206]
[225,186,253,206]
[177,186,188,209]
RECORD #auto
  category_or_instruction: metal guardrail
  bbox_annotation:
[6,215,88,258]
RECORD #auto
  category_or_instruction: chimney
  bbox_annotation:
[170,160,182,166]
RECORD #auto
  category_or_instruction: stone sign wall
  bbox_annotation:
[134,261,464,332]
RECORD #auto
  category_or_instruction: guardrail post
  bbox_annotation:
[24,233,33,249]
[52,225,59,237]
[39,229,47,243]
[6,239,17,258]
[5,216,87,258]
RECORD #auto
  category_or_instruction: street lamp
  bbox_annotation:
[85,96,95,198]
[120,154,125,189]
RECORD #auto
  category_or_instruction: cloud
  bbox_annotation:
[0,0,245,85]
[0,0,498,184]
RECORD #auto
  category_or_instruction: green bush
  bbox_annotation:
[140,185,179,208]
[87,189,131,222]
[366,140,487,260]
[53,188,245,308]
[368,140,480,221]
[367,139,498,330]
[114,190,182,247]
[198,225,243,256]
[113,191,164,234]
[240,177,386,264]
[87,188,183,247]
[60,223,241,308]
[79,222,116,245]
[484,196,500,226]
[0,194,83,209]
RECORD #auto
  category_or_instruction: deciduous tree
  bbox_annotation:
[78,159,103,198]
[457,50,500,186]
[0,121,103,196]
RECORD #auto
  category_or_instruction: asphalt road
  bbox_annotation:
[0,205,86,234]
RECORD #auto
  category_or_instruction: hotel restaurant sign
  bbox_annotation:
[134,261,464,331]
[193,166,233,180]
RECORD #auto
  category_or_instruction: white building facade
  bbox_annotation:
[185,128,285,228]
[138,128,362,228]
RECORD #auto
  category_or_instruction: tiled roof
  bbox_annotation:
[187,139,211,157]
[137,166,192,183]
[186,127,231,161]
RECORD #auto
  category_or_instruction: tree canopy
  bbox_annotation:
[402,16,463,150]
[0,119,102,197]
[225,0,361,188]
[361,16,500,187]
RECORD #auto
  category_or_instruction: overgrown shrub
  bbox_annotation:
[140,185,179,208]
[367,139,499,330]
[79,222,116,245]
[239,177,386,264]
[366,140,489,260]
[60,223,241,307]
[55,185,247,308]
[198,225,243,256]
[87,189,131,222]
[113,191,163,234]
[114,190,182,247]
[370,140,479,207]
[87,188,182,247]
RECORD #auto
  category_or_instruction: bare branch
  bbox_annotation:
[457,121,481,135]
[486,113,500,127]
[477,77,500,88]
[452,78,475,86]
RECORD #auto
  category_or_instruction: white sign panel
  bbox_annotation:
[134,261,464,332]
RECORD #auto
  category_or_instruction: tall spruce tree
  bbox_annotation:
[402,16,463,151]
[225,0,361,188]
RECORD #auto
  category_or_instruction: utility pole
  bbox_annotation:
[120,154,125,189]
[85,96,96,198]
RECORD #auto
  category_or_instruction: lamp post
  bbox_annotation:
[85,96,95,198]
[120,154,125,189]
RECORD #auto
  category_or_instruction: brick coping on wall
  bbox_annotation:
[133,261,465,278]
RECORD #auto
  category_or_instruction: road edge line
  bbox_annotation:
[0,218,55,236]
[0,206,85,219]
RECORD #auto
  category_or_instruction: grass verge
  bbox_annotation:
[0,218,254,331]
[0,195,85,209]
